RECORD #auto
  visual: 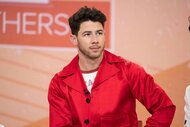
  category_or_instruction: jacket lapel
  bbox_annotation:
[63,71,86,94]
[93,61,120,88]
[93,50,123,88]
[58,55,86,94]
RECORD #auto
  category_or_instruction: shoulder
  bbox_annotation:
[56,55,79,77]
[104,50,145,71]
[104,50,147,79]
[104,50,130,65]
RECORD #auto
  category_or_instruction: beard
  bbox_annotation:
[78,43,104,60]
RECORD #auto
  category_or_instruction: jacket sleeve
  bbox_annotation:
[48,74,72,127]
[128,63,176,127]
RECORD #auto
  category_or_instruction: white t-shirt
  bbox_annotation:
[185,85,190,127]
[82,70,98,93]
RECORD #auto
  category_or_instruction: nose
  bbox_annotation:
[91,34,98,44]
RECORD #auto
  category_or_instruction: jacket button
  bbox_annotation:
[86,98,90,103]
[84,119,89,124]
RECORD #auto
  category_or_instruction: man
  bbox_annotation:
[48,6,176,127]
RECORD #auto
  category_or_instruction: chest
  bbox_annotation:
[65,71,134,114]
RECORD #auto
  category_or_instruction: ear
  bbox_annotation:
[70,34,78,46]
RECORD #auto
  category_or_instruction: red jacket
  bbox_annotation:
[48,50,176,127]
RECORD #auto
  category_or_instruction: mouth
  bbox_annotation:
[89,46,101,52]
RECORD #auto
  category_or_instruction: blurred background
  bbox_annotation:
[0,0,190,127]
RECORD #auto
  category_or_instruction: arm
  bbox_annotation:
[128,63,176,127]
[48,74,72,127]
[185,85,190,126]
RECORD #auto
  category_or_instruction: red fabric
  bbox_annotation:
[48,50,176,127]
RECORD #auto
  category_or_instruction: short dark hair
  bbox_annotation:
[68,6,107,35]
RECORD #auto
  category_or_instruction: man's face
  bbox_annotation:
[74,21,105,60]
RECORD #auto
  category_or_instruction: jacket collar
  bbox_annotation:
[57,50,124,93]
[58,50,124,78]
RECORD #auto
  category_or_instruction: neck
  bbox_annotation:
[79,54,103,72]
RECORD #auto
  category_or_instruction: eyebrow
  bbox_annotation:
[96,30,104,33]
[82,29,104,35]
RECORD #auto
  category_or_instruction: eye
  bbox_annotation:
[83,32,91,37]
[97,31,103,35]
